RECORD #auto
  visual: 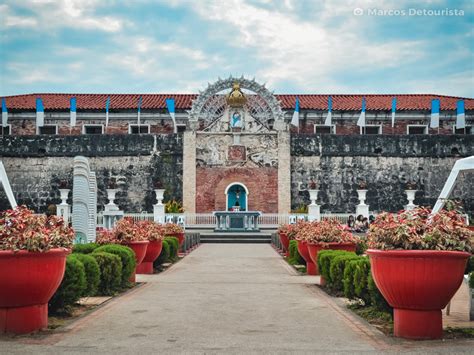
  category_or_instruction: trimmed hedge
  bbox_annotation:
[72,253,100,296]
[154,239,170,268]
[318,250,352,285]
[329,253,360,291]
[465,256,474,274]
[72,243,100,254]
[94,244,136,288]
[165,237,179,262]
[91,252,122,296]
[318,250,392,314]
[49,254,86,313]
[469,272,474,289]
[288,240,305,265]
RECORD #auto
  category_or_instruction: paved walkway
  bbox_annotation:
[1,244,473,354]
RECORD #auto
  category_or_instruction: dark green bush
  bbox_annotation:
[91,252,122,296]
[469,271,474,289]
[72,243,100,254]
[343,257,364,299]
[465,256,474,274]
[368,273,392,312]
[154,239,170,267]
[72,253,100,296]
[353,257,371,305]
[49,254,86,313]
[355,238,368,256]
[329,253,359,291]
[165,237,179,262]
[94,244,136,288]
[318,250,352,285]
[288,240,305,265]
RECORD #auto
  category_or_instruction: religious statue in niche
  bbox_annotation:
[226,82,247,132]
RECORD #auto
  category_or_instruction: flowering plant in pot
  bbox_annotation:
[136,221,165,274]
[277,224,291,257]
[164,223,185,248]
[303,219,358,276]
[0,206,74,334]
[96,217,149,281]
[293,221,319,275]
[366,207,473,340]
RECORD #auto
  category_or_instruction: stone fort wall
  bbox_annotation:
[1,134,473,215]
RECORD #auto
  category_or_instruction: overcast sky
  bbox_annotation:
[1,0,473,97]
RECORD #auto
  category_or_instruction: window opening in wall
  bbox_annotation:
[129,124,150,134]
[407,125,428,135]
[360,125,382,135]
[38,125,58,135]
[83,124,104,134]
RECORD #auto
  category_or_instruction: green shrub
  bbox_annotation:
[288,240,305,265]
[165,237,179,262]
[318,250,352,285]
[154,239,170,267]
[72,243,100,254]
[329,253,359,291]
[94,244,136,288]
[368,273,392,313]
[49,254,86,313]
[353,257,371,305]
[72,253,100,296]
[469,272,474,289]
[343,257,364,299]
[91,252,122,296]
[465,256,474,274]
[355,238,368,256]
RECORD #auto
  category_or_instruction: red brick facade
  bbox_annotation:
[195,167,278,213]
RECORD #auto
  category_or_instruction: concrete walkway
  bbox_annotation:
[1,244,473,354]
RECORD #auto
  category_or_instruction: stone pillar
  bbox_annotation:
[405,190,417,211]
[153,188,165,223]
[183,131,196,216]
[356,189,369,218]
[56,188,71,225]
[277,131,291,215]
[307,189,320,222]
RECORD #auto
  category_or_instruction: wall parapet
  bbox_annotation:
[291,134,474,158]
[0,134,182,157]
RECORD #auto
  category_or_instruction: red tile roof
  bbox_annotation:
[2,93,473,111]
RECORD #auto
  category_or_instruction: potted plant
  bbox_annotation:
[278,224,291,257]
[96,217,149,282]
[0,206,74,334]
[164,223,185,248]
[305,219,357,276]
[136,221,164,274]
[366,208,473,340]
[293,221,319,275]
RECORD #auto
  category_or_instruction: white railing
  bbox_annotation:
[94,212,374,229]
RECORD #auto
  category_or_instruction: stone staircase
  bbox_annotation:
[188,227,275,244]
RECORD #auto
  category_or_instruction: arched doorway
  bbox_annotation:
[225,183,248,211]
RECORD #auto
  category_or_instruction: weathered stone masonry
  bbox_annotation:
[291,135,474,214]
[0,135,183,212]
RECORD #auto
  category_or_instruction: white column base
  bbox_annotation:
[308,204,321,222]
[154,204,165,223]
[356,204,369,219]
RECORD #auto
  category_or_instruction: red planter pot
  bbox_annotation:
[123,240,149,283]
[0,248,70,334]
[136,240,163,274]
[167,232,185,248]
[296,240,317,275]
[279,232,290,257]
[367,249,470,340]
[307,242,356,275]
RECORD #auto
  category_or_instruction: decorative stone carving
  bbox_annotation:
[188,76,285,132]
[228,145,246,162]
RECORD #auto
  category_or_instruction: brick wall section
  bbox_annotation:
[195,167,278,213]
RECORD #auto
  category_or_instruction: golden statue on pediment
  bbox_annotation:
[226,82,247,107]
